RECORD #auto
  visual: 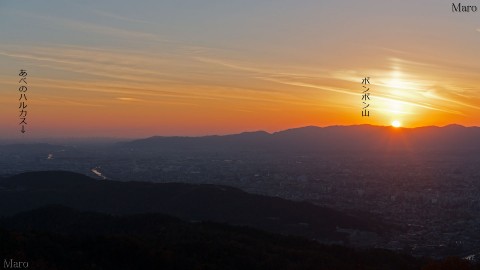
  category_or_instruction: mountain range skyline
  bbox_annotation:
[1,123,479,143]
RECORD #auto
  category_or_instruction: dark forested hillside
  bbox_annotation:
[0,171,385,244]
[0,206,425,270]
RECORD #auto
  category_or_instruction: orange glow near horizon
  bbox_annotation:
[0,2,479,139]
[0,58,479,139]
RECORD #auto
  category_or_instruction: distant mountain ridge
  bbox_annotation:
[1,125,479,153]
[119,124,480,153]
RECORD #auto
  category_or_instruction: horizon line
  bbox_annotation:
[0,123,478,144]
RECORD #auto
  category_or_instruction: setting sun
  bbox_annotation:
[391,120,401,128]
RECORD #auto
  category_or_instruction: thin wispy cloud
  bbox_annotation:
[192,55,472,116]
[14,11,167,43]
[0,45,184,83]
[194,57,269,74]
[92,10,155,25]
[116,97,143,102]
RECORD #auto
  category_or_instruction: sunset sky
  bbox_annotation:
[1,0,479,139]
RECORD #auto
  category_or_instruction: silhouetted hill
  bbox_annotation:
[0,171,384,243]
[0,206,426,270]
[121,131,271,152]
[118,125,480,154]
[0,205,181,235]
[3,171,96,189]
